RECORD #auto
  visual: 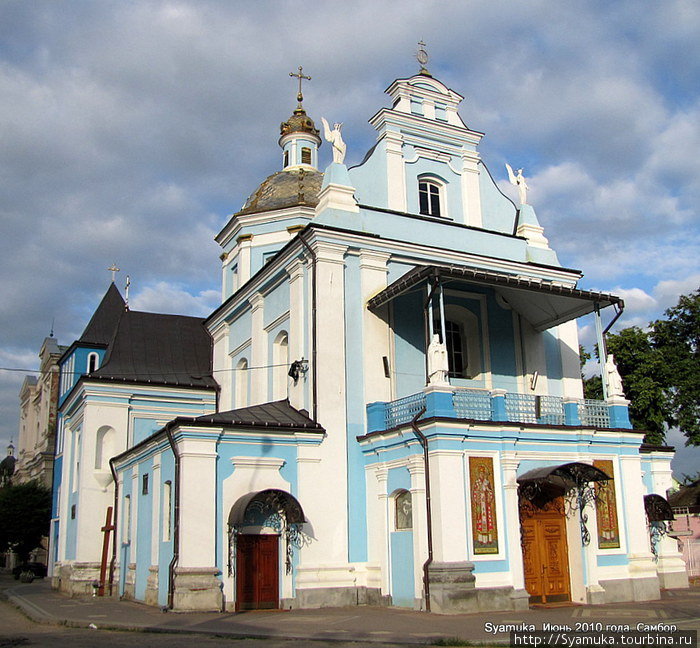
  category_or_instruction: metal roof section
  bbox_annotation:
[91,310,216,389]
[78,282,125,345]
[192,399,323,431]
[367,264,623,331]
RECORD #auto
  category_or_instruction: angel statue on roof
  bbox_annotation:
[321,117,346,164]
[505,163,529,205]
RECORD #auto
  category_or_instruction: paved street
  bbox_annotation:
[1,574,699,647]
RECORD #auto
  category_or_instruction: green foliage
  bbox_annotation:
[0,481,52,562]
[582,288,700,446]
[651,290,700,445]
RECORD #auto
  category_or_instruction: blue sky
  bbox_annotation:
[1,0,698,476]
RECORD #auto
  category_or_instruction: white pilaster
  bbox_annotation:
[407,456,427,599]
[502,454,525,590]
[429,450,468,562]
[385,131,407,212]
[177,437,218,568]
[287,259,306,411]
[249,292,266,404]
[360,251,392,407]
[558,321,584,399]
[460,151,482,228]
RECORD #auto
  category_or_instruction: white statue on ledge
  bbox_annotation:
[604,354,625,398]
[506,163,529,205]
[428,334,450,386]
[321,117,346,164]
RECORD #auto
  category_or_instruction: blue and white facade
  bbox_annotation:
[51,69,688,612]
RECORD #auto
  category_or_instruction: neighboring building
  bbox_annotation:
[669,480,700,581]
[51,64,688,612]
[0,441,15,488]
[16,336,64,489]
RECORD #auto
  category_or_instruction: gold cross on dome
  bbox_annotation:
[289,66,311,106]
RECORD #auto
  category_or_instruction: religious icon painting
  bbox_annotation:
[593,459,620,549]
[468,456,499,554]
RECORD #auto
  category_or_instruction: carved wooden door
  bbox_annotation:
[236,534,279,610]
[520,499,571,604]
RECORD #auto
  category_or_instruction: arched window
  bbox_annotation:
[272,331,289,400]
[283,150,289,168]
[419,180,442,217]
[395,489,413,530]
[87,352,99,374]
[95,425,116,469]
[235,358,248,409]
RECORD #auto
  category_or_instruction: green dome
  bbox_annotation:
[239,168,323,215]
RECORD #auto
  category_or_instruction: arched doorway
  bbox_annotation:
[517,462,610,604]
[228,489,306,611]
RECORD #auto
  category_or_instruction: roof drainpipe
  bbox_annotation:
[298,232,317,421]
[107,457,119,597]
[410,406,433,612]
[165,422,180,610]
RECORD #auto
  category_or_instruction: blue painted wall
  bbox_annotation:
[390,531,414,606]
[135,457,154,600]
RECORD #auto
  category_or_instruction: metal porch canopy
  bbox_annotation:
[367,265,624,331]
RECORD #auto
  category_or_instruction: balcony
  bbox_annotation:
[367,387,631,434]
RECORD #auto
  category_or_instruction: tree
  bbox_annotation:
[651,290,700,445]
[583,289,700,446]
[0,481,52,563]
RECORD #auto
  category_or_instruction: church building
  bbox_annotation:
[50,58,688,613]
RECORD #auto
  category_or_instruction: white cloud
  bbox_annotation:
[130,282,220,317]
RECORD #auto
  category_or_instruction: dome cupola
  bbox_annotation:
[279,66,321,170]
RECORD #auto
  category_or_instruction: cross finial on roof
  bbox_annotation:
[416,39,430,75]
[289,66,311,108]
[124,275,131,311]
[108,262,120,283]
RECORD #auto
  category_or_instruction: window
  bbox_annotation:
[163,481,172,542]
[301,147,311,165]
[272,331,289,400]
[124,495,131,542]
[283,150,289,167]
[235,358,248,408]
[432,304,481,380]
[94,425,115,469]
[142,473,149,495]
[445,320,467,378]
[71,504,76,519]
[395,490,413,530]
[87,352,99,373]
[419,181,441,217]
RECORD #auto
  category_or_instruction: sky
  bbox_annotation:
[1,0,698,477]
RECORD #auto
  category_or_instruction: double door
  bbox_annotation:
[520,499,571,604]
[235,534,279,610]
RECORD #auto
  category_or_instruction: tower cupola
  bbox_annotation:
[279,66,321,170]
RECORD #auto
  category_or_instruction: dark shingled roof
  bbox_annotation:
[668,480,700,508]
[193,400,323,431]
[239,168,323,215]
[91,310,216,389]
[79,283,125,345]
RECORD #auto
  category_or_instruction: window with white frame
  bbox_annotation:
[87,352,99,374]
[235,358,248,408]
[124,494,131,543]
[418,179,444,217]
[94,425,115,469]
[272,331,289,400]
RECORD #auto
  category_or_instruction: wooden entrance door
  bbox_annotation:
[235,534,279,610]
[520,498,571,604]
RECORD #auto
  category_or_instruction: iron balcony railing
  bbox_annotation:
[374,388,611,430]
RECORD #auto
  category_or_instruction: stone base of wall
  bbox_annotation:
[121,563,136,601]
[286,585,389,610]
[427,561,529,614]
[53,562,103,597]
[599,576,660,603]
[145,565,159,606]
[171,567,222,612]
